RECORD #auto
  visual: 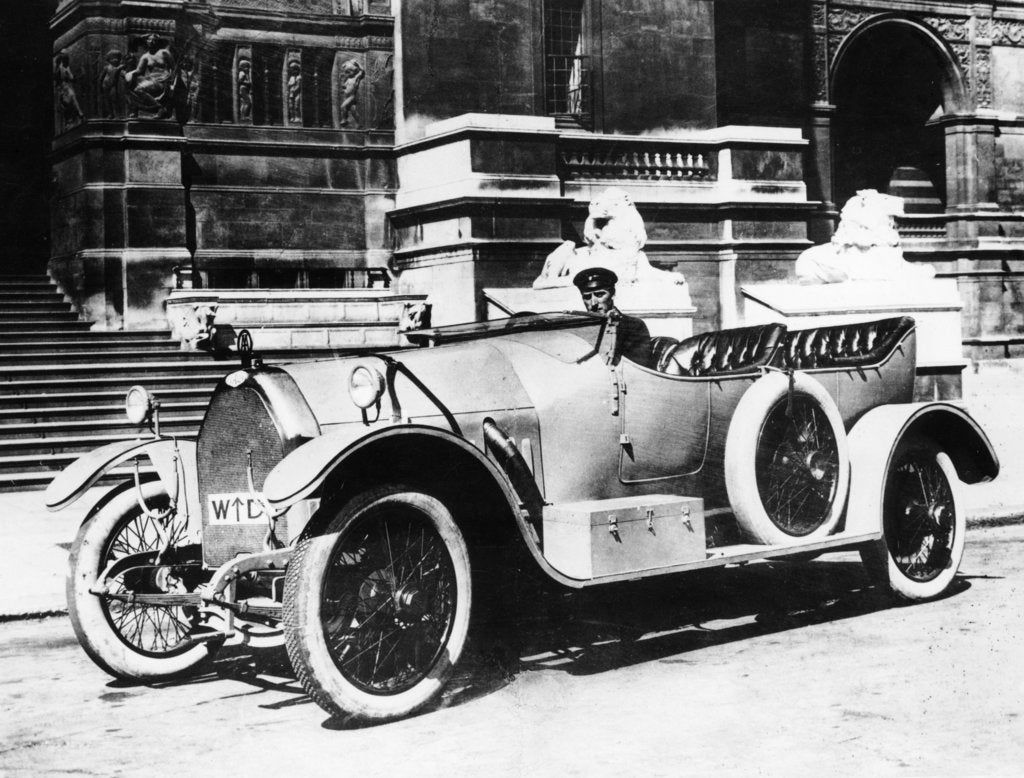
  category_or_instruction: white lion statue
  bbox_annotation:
[795,189,935,283]
[533,187,688,289]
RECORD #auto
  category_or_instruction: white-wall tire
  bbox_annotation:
[283,485,472,723]
[725,372,850,545]
[67,481,215,680]
[860,438,965,601]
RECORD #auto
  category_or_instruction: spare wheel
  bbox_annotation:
[725,371,850,545]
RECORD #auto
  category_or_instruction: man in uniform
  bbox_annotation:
[573,266,652,368]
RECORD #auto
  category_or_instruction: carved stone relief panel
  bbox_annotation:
[284,49,303,125]
[921,16,969,43]
[235,45,254,124]
[813,34,829,102]
[124,34,177,119]
[97,47,127,119]
[332,52,365,128]
[950,42,972,98]
[827,7,871,34]
[367,51,394,130]
[993,20,1024,46]
[53,50,84,131]
[811,1,826,28]
[975,45,993,108]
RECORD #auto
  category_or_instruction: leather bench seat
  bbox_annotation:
[657,323,787,377]
[775,316,915,370]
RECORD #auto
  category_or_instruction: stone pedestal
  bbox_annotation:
[165,289,426,351]
[742,280,966,400]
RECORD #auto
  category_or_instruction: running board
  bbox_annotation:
[576,530,882,586]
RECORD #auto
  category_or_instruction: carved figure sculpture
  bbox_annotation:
[54,51,84,129]
[398,301,432,332]
[286,59,302,125]
[124,35,178,119]
[533,187,688,289]
[237,57,253,122]
[795,189,936,283]
[180,55,201,122]
[98,50,126,118]
[180,304,218,350]
[338,58,364,127]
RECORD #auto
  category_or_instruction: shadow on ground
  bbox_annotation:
[115,559,970,728]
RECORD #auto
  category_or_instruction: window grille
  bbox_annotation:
[544,1,589,122]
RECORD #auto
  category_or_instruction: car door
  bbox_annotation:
[617,359,711,482]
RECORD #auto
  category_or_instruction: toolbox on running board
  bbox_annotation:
[542,494,705,579]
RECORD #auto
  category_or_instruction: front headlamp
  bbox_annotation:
[348,365,385,409]
[125,385,156,425]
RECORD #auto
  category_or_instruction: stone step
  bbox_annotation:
[0,373,225,395]
[0,387,212,410]
[0,302,74,312]
[0,359,238,383]
[0,414,205,440]
[0,291,65,301]
[0,401,207,424]
[0,312,81,323]
[0,329,173,343]
[0,321,93,333]
[0,275,53,286]
[0,429,201,457]
[0,340,183,354]
[0,349,216,365]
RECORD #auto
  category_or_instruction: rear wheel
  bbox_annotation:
[861,437,965,601]
[67,480,215,680]
[283,485,471,722]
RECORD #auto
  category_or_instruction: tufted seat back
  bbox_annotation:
[658,323,787,377]
[649,336,680,370]
[776,316,915,370]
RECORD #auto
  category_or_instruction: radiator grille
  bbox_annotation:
[198,385,289,567]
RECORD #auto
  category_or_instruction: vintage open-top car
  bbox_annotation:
[45,310,999,722]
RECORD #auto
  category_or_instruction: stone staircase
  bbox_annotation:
[0,274,235,491]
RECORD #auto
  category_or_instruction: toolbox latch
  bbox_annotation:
[681,504,693,532]
[607,514,619,539]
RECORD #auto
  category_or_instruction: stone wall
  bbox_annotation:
[47,0,397,328]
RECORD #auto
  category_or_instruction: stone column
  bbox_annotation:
[938,113,1000,244]
[808,103,837,244]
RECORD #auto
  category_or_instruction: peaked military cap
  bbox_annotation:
[572,266,618,291]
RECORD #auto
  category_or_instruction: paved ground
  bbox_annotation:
[1,524,1022,777]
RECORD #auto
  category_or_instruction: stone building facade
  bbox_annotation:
[37,0,1024,354]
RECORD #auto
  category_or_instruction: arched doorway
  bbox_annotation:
[831,20,960,216]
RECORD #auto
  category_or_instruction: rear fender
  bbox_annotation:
[845,402,999,535]
[44,438,201,536]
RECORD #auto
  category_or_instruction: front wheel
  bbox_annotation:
[283,485,472,723]
[860,437,966,601]
[66,480,215,680]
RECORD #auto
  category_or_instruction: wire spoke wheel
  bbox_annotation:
[67,480,215,680]
[284,485,472,723]
[100,503,198,657]
[322,509,458,695]
[860,436,966,601]
[756,395,841,536]
[883,447,957,583]
[727,372,849,545]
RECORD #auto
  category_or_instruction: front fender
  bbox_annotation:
[263,423,596,589]
[845,402,999,535]
[264,424,523,512]
[44,438,201,529]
